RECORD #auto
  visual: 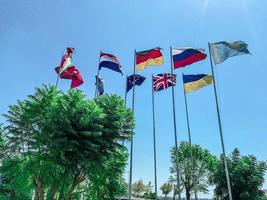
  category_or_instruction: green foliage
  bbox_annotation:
[169,183,183,200]
[211,148,267,200]
[170,141,218,200]
[160,182,172,199]
[86,148,129,200]
[143,182,155,199]
[1,85,134,199]
[131,180,156,199]
[132,179,145,198]
[0,124,5,159]
[0,157,33,199]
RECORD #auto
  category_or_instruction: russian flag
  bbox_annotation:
[172,48,207,69]
[99,53,123,74]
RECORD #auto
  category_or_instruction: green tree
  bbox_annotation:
[0,157,34,200]
[143,181,156,199]
[132,179,145,198]
[1,85,134,200]
[160,182,172,200]
[86,148,129,200]
[169,183,183,200]
[170,141,217,200]
[211,148,267,200]
[0,124,5,160]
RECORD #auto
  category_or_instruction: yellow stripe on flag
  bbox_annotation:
[184,75,213,93]
[136,57,163,71]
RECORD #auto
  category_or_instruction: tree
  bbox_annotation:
[168,177,184,200]
[132,179,145,198]
[170,141,217,200]
[211,148,267,200]
[170,184,183,200]
[0,124,5,160]
[160,182,172,200]
[143,181,156,199]
[86,148,129,200]
[1,85,134,200]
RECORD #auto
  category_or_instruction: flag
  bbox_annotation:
[127,74,146,92]
[55,66,84,88]
[153,73,176,92]
[136,48,163,71]
[183,74,213,93]
[210,41,250,64]
[99,53,123,74]
[95,76,104,95]
[172,48,207,69]
[59,47,75,74]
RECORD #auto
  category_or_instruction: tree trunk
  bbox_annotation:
[48,182,57,200]
[186,189,191,200]
[173,192,176,200]
[35,179,45,200]
[194,190,198,200]
[65,178,82,200]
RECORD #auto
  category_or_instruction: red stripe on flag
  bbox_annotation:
[136,49,162,64]
[173,53,207,69]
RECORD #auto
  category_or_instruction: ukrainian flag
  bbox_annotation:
[183,74,213,93]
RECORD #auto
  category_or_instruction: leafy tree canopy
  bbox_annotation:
[1,85,134,200]
[160,182,172,199]
[170,141,218,200]
[211,148,267,200]
[132,179,145,198]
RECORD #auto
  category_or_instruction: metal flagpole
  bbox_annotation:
[182,73,198,200]
[170,46,182,200]
[95,51,102,97]
[119,75,128,200]
[122,75,128,146]
[208,43,233,200]
[151,75,158,199]
[128,49,136,200]
[55,49,66,89]
[55,74,60,89]
[125,75,128,107]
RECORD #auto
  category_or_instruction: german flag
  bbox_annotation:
[136,48,163,71]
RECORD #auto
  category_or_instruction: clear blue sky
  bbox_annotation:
[1,0,267,197]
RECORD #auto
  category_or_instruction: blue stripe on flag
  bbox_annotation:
[173,49,202,62]
[183,74,207,84]
[99,61,122,73]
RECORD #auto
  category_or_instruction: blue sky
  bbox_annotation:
[1,0,267,197]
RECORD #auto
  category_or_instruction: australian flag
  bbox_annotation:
[99,52,123,74]
[153,73,176,92]
[127,74,146,92]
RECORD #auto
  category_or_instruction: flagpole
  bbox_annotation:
[55,74,60,89]
[128,49,136,200]
[182,73,198,200]
[170,46,182,200]
[151,74,158,199]
[55,48,66,89]
[125,75,128,107]
[122,75,128,146]
[95,51,102,97]
[208,43,233,200]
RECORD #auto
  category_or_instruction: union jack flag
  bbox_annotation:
[153,73,176,92]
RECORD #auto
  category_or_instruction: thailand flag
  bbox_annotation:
[172,48,207,69]
[99,53,123,74]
